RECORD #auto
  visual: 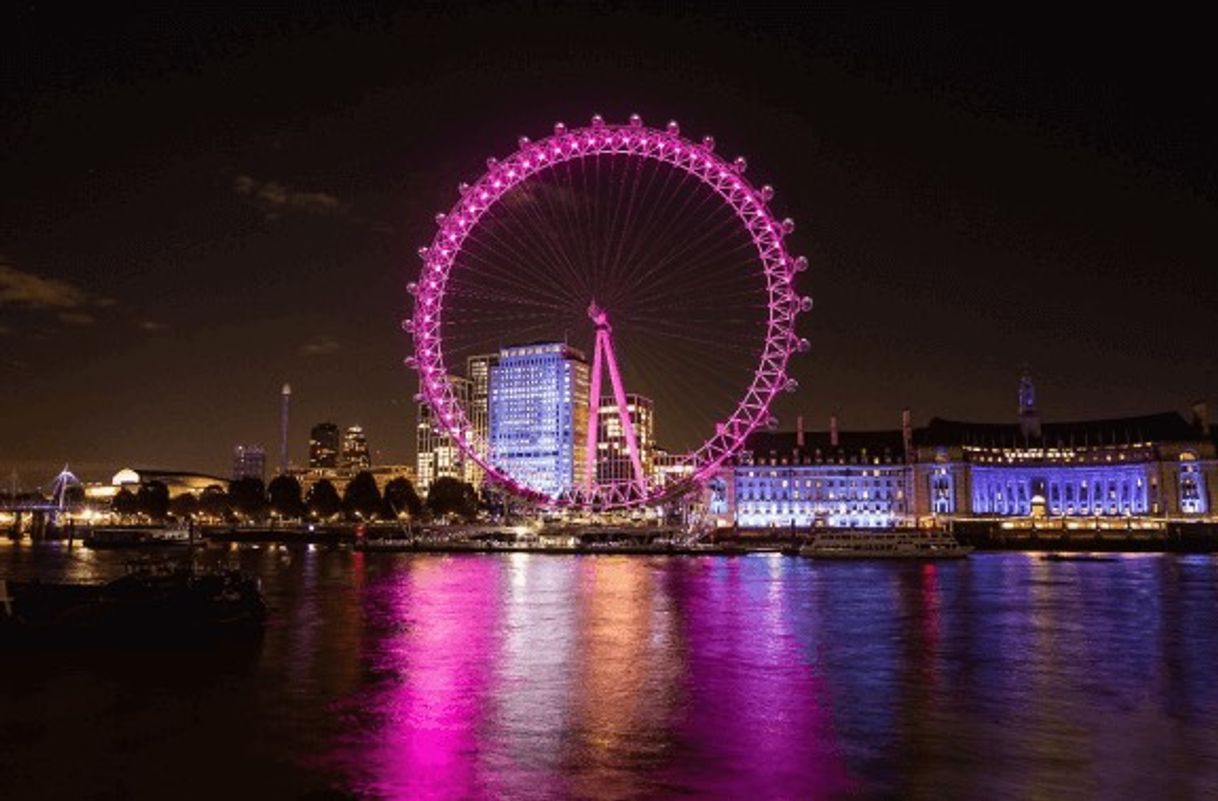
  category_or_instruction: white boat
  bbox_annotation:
[799,529,972,559]
[84,525,197,548]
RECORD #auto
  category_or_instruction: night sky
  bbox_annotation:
[2,5,1215,485]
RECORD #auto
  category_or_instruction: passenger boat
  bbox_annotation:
[0,561,265,646]
[799,529,973,559]
[83,525,198,549]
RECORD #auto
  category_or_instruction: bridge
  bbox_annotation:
[1,466,83,516]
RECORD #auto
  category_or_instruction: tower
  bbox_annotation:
[279,383,292,474]
[584,302,647,494]
[489,341,588,498]
[309,422,340,469]
[341,425,371,471]
[1018,370,1041,439]
[465,353,499,487]
[233,445,267,482]
[417,376,471,494]
[596,393,654,485]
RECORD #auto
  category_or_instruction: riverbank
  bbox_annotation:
[9,521,1218,555]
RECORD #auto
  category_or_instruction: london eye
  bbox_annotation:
[405,114,810,509]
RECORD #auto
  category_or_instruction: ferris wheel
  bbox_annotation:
[405,114,810,509]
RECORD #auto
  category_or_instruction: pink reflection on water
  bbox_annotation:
[323,555,855,799]
[664,557,856,798]
[333,556,502,800]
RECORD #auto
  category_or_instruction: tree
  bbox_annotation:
[267,474,306,519]
[426,476,479,522]
[136,481,170,520]
[111,488,139,519]
[381,476,423,519]
[307,479,342,520]
[342,471,382,520]
[199,485,231,520]
[169,492,199,520]
[228,477,268,521]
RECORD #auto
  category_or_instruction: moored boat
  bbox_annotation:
[83,525,199,549]
[0,561,265,646]
[799,529,972,559]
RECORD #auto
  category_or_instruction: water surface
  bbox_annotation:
[3,544,1217,800]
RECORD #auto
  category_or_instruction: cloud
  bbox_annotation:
[299,336,341,356]
[138,320,168,332]
[57,312,96,326]
[235,175,343,220]
[0,258,91,309]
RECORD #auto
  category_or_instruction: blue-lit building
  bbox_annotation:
[721,376,1217,529]
[731,421,912,528]
[488,342,589,498]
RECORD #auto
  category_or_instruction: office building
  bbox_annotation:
[465,353,499,488]
[417,376,472,494]
[341,425,371,471]
[232,445,267,482]
[488,342,589,498]
[596,393,654,484]
[309,422,341,469]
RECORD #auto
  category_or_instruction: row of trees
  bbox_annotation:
[110,472,480,523]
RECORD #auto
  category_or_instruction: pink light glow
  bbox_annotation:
[408,115,807,509]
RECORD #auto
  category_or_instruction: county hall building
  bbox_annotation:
[718,376,1216,529]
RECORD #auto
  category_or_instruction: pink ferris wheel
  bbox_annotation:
[405,114,811,509]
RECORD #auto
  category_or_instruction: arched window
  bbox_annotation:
[1179,453,1208,514]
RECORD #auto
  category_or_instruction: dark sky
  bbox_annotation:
[2,4,1215,485]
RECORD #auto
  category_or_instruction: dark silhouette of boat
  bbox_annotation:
[0,561,265,646]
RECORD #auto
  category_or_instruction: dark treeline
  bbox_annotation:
[109,472,481,524]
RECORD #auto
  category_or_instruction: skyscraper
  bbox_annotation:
[232,444,266,482]
[488,342,589,498]
[341,425,371,471]
[416,375,472,494]
[596,393,655,485]
[465,353,499,488]
[309,422,340,469]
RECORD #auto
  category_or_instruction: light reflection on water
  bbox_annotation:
[2,544,1218,800]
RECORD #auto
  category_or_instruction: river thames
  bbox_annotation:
[3,545,1217,800]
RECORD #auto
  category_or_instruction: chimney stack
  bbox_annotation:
[829,414,839,448]
[796,414,805,449]
[902,408,913,461]
[1192,400,1210,434]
